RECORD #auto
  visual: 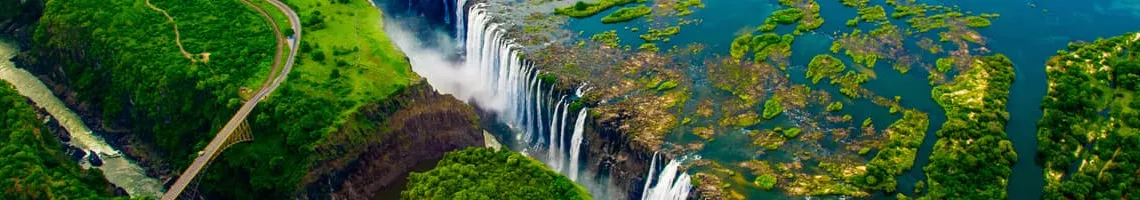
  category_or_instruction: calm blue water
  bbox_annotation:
[564,0,1140,199]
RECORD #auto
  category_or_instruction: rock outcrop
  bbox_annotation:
[303,82,485,199]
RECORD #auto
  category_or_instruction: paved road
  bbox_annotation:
[160,0,300,199]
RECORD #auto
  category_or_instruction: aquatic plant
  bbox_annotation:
[554,0,639,18]
[601,5,652,24]
[762,96,784,120]
[806,54,846,84]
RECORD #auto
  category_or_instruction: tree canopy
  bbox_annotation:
[0,81,124,200]
[403,148,592,200]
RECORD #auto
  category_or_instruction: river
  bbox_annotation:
[559,0,1140,199]
[0,39,165,198]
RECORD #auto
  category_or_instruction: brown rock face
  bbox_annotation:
[304,82,484,199]
[585,110,658,200]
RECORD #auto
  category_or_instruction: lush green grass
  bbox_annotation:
[762,96,783,120]
[403,148,593,199]
[857,5,886,22]
[554,0,639,18]
[600,5,651,24]
[202,0,416,197]
[0,82,124,200]
[806,54,846,84]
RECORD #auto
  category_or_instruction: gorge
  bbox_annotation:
[3,0,1140,199]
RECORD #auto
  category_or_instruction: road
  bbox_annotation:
[160,0,300,199]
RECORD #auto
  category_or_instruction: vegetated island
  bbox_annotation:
[1037,32,1140,199]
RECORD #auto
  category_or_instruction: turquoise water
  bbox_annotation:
[564,0,1140,199]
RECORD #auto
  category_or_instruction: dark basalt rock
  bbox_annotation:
[302,81,485,199]
[87,150,104,167]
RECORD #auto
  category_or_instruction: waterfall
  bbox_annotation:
[548,96,566,172]
[455,0,467,44]
[386,1,611,197]
[643,156,692,200]
[0,40,164,198]
[568,107,588,181]
[640,152,659,200]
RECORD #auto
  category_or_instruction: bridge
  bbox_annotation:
[159,0,301,199]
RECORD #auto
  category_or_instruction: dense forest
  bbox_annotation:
[28,0,415,198]
[0,82,124,199]
[1037,32,1140,199]
[402,148,592,200]
[923,55,1018,199]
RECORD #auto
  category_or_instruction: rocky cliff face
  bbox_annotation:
[303,82,485,199]
[584,108,662,200]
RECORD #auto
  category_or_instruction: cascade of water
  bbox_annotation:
[641,152,659,200]
[555,97,571,172]
[568,107,588,181]
[442,0,449,24]
[548,96,565,171]
[644,159,692,200]
[455,0,467,44]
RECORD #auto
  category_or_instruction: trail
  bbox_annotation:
[144,0,204,62]
[160,0,301,198]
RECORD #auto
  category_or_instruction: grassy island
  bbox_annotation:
[1037,32,1140,199]
[847,110,928,192]
[923,55,1017,199]
[403,148,592,199]
[806,54,847,84]
[555,0,640,18]
[601,5,652,24]
[763,96,784,120]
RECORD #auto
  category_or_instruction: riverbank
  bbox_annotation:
[1,38,164,198]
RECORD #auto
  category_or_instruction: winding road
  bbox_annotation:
[160,0,300,199]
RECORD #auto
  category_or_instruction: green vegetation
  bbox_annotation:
[554,0,639,18]
[730,33,795,63]
[639,26,681,42]
[403,148,592,199]
[830,71,869,98]
[1037,32,1140,200]
[862,117,873,127]
[761,0,823,33]
[763,96,784,120]
[923,55,1017,199]
[848,110,928,192]
[601,5,652,24]
[840,0,869,8]
[673,0,705,16]
[34,0,416,197]
[591,30,621,47]
[826,101,844,112]
[0,82,124,199]
[784,127,802,138]
[806,54,847,84]
[754,175,778,190]
[964,16,992,28]
[935,57,954,73]
[857,6,887,22]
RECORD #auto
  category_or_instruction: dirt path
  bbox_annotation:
[144,0,203,62]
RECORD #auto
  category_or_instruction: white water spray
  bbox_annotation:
[568,107,588,181]
[643,155,693,200]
